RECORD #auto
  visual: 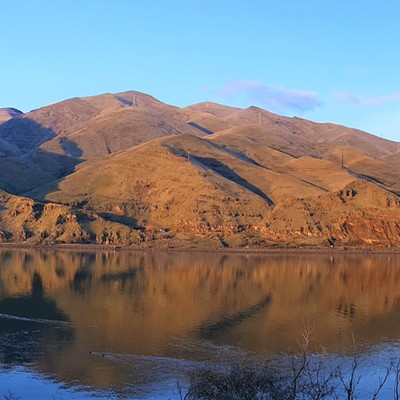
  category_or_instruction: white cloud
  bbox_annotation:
[333,90,400,106]
[215,80,323,113]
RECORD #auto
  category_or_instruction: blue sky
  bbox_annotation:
[1,0,400,140]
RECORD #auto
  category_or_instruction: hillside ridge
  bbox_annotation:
[0,90,399,249]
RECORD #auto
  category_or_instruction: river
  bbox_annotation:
[0,250,399,399]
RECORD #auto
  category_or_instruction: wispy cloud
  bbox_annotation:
[349,65,368,75]
[215,80,322,113]
[333,90,400,106]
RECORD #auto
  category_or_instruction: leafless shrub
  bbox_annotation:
[394,358,400,400]
[3,392,20,400]
[336,334,362,400]
[181,325,400,400]
[184,362,288,400]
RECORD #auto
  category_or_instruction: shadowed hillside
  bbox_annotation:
[0,90,399,248]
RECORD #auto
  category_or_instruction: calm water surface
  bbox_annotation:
[0,250,399,399]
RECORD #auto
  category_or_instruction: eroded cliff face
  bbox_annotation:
[261,181,400,247]
[1,179,400,248]
[0,193,141,246]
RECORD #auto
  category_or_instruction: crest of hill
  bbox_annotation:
[221,107,400,159]
[0,108,23,123]
[279,156,355,192]
[324,146,400,193]
[0,91,166,153]
[206,125,387,194]
[183,102,241,118]
[381,149,400,168]
[184,111,232,134]
[208,124,319,159]
[0,109,24,157]
[207,126,365,194]
[39,96,201,159]
[181,103,400,164]
[182,102,245,134]
[0,91,202,194]
[294,117,399,158]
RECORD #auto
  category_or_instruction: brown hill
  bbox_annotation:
[0,92,200,194]
[0,91,175,153]
[40,100,200,159]
[34,133,400,248]
[32,134,272,247]
[185,104,400,159]
[183,101,241,118]
[0,91,399,248]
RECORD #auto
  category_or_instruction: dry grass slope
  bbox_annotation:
[0,91,399,247]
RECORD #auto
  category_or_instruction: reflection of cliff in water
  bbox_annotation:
[0,250,399,391]
[0,272,69,321]
[0,271,73,366]
[196,293,273,340]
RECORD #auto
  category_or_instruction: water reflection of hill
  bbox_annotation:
[0,271,73,368]
[0,250,399,392]
[0,272,69,321]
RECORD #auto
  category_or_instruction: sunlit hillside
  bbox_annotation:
[0,91,399,248]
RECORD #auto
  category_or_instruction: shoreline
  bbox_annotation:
[0,242,398,255]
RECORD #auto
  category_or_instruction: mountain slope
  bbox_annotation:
[39,102,201,159]
[0,91,177,154]
[0,91,201,194]
[0,90,399,248]
[32,135,272,247]
[185,104,400,160]
[33,133,400,248]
